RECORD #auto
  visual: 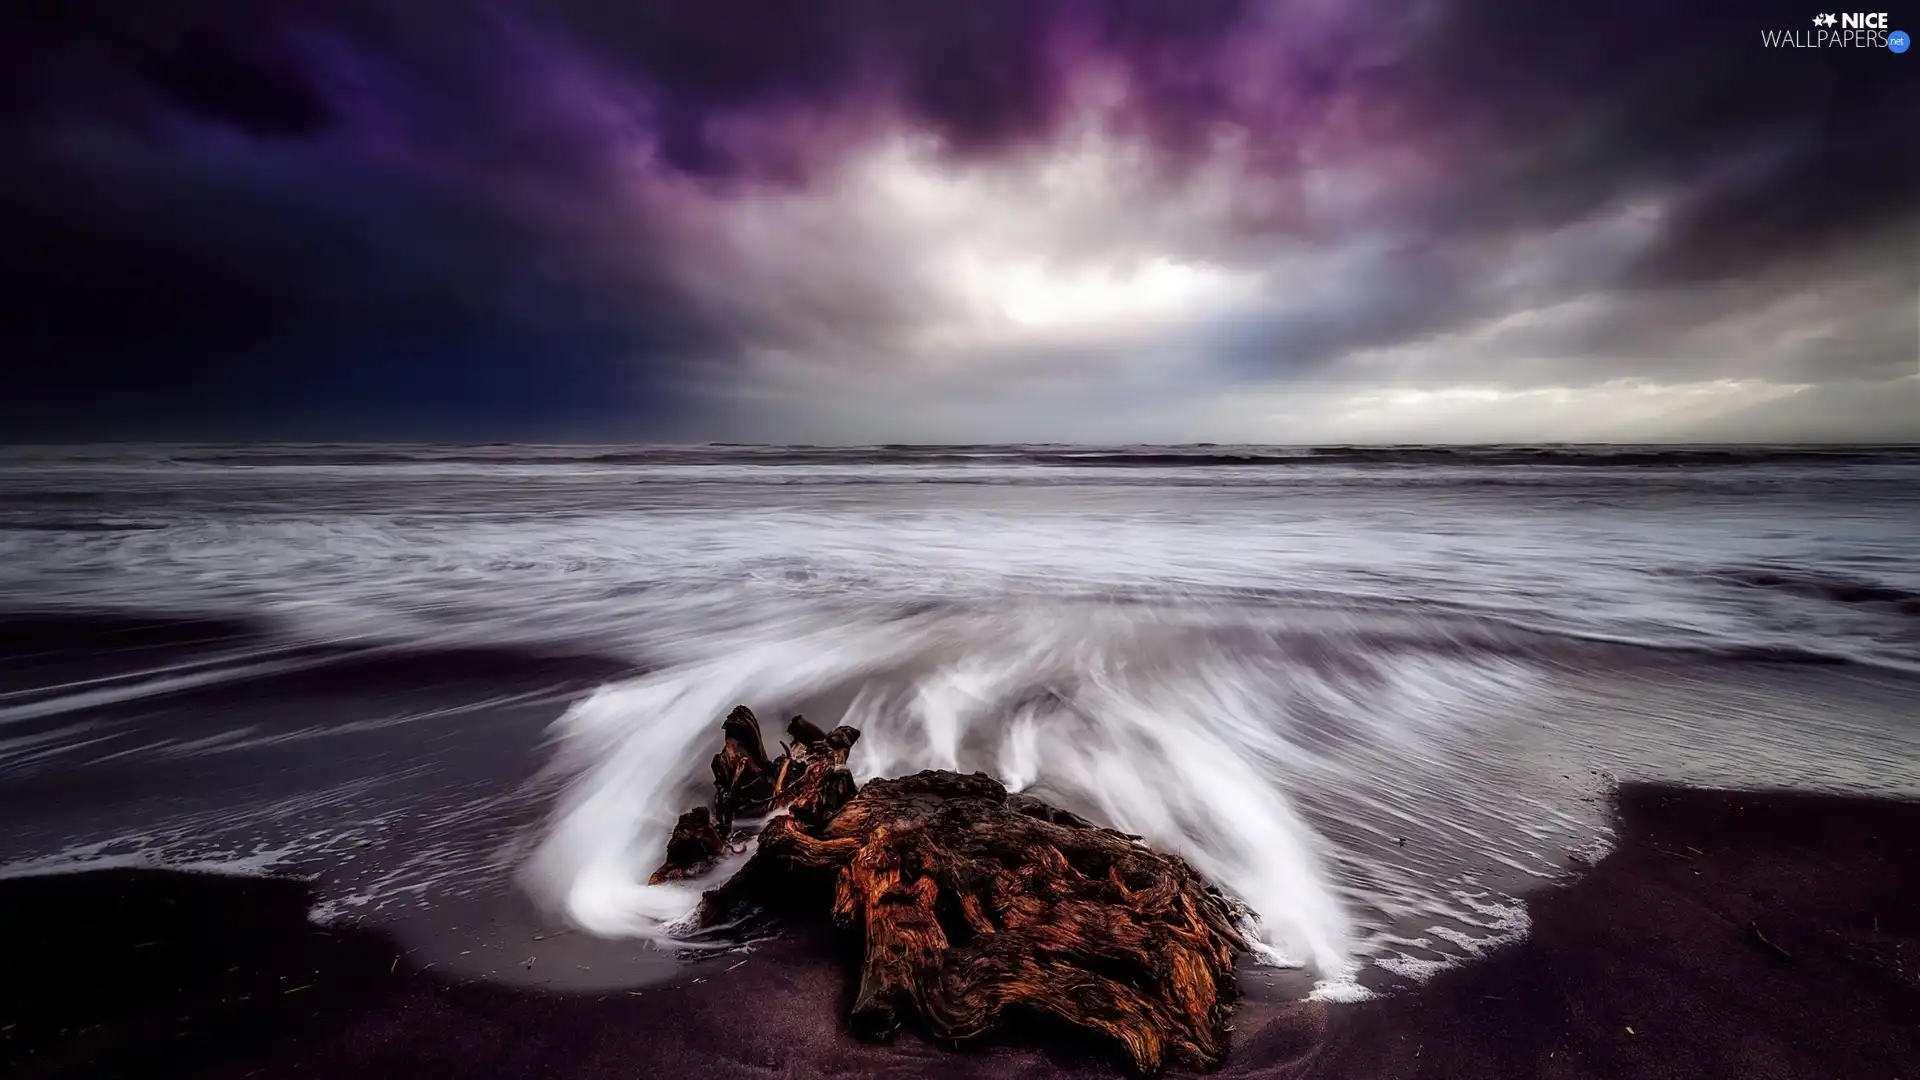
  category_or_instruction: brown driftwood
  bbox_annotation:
[647,807,726,884]
[650,707,1247,1075]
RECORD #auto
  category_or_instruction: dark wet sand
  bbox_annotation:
[3,783,1916,1079]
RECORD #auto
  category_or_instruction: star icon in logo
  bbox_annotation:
[1812,12,1837,26]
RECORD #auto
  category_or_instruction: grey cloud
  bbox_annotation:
[2,0,1914,442]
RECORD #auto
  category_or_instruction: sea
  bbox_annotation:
[1,444,1916,999]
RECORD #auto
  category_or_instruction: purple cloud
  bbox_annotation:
[0,0,1913,441]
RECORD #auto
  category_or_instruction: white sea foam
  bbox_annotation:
[524,601,1551,978]
[6,446,1918,988]
[1308,975,1375,1003]
[0,834,301,882]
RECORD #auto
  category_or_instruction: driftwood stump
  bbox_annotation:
[650,707,1248,1075]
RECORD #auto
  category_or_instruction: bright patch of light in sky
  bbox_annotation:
[954,255,1235,327]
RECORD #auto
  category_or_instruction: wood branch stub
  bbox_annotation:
[711,706,777,828]
[646,807,725,885]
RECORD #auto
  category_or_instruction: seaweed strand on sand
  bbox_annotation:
[648,706,1249,1075]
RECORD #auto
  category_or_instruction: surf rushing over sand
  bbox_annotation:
[0,444,1915,1002]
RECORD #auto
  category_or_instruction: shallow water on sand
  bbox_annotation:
[1,445,1915,995]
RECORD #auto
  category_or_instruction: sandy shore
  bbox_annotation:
[3,783,1916,1079]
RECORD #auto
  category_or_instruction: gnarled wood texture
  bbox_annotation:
[650,707,1247,1075]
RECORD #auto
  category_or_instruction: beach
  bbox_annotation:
[0,444,1916,1074]
[5,782,1916,1078]
[7,0,1918,1058]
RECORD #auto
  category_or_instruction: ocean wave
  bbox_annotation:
[0,519,172,533]
[526,610,1355,976]
[5,591,1915,989]
[500,567,1920,986]
[1690,566,1920,614]
[143,443,1920,470]
[6,567,1916,704]
[1,445,1913,997]
[517,599,1605,982]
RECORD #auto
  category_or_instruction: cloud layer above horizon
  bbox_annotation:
[3,0,1915,442]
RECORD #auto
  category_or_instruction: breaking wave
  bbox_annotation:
[143,443,1920,470]
[523,601,1553,987]
[5,442,1915,990]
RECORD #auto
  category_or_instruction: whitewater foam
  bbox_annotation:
[0,834,302,882]
[6,444,1916,991]
[524,601,1558,978]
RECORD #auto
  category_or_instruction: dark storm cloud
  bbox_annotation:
[144,35,333,137]
[0,0,1271,439]
[1187,0,1920,386]
[1388,0,1919,285]
[0,0,742,438]
[0,0,1913,441]
[544,0,1263,171]
[0,164,716,439]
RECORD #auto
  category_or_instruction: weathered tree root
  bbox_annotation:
[649,707,861,886]
[651,706,1247,1075]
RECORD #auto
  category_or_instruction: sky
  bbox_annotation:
[2,0,1916,443]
